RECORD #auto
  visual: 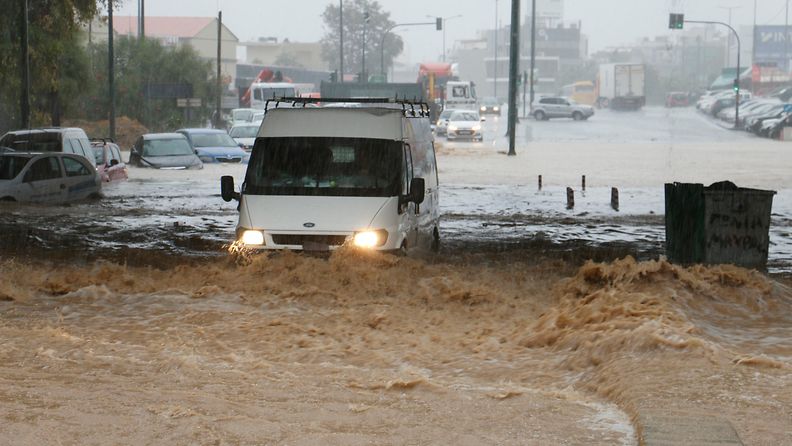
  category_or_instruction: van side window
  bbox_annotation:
[77,139,92,159]
[62,157,92,177]
[403,144,413,195]
[63,139,75,153]
[24,157,62,182]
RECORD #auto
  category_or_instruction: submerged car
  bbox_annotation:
[229,124,259,151]
[0,127,96,167]
[129,133,203,169]
[176,128,249,164]
[91,139,128,182]
[0,152,101,203]
[446,110,484,141]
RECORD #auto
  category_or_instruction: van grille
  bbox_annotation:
[271,234,349,246]
[218,157,242,163]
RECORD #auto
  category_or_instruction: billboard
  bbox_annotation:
[755,26,792,65]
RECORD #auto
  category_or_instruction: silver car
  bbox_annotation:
[0,152,101,203]
[532,96,594,121]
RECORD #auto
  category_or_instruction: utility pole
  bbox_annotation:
[108,0,116,140]
[21,0,30,129]
[529,0,537,108]
[339,0,344,82]
[140,0,145,39]
[494,0,498,97]
[215,10,222,128]
[507,0,520,156]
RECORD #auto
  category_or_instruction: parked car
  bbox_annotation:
[90,139,128,182]
[532,96,594,121]
[446,110,484,141]
[230,108,257,127]
[0,128,96,167]
[250,111,266,123]
[0,152,101,203]
[176,129,249,164]
[229,124,259,151]
[435,109,457,136]
[479,97,502,115]
[665,92,689,107]
[129,133,203,169]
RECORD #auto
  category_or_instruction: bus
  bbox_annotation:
[561,81,596,106]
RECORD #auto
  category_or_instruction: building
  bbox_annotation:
[240,38,324,71]
[108,16,239,87]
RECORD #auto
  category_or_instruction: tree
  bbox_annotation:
[0,0,102,131]
[320,0,403,79]
[273,50,305,69]
[83,36,215,131]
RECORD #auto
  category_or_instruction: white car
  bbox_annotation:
[230,108,257,127]
[435,109,457,136]
[229,124,259,151]
[446,110,484,141]
[0,152,101,203]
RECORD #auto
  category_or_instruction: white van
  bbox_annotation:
[221,99,440,254]
[249,82,299,109]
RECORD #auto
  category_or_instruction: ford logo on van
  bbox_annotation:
[303,222,316,228]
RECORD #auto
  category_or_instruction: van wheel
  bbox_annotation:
[534,110,547,121]
[572,111,584,121]
[431,227,440,253]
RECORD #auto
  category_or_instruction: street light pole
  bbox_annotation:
[529,0,536,108]
[362,11,369,82]
[684,19,741,129]
[494,0,498,98]
[718,6,740,67]
[21,0,30,128]
[507,0,520,156]
[339,0,344,83]
[429,15,462,62]
[108,0,116,140]
[381,21,437,78]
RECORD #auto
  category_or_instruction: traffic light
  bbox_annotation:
[436,17,442,31]
[669,13,684,30]
[733,79,740,93]
[330,70,338,82]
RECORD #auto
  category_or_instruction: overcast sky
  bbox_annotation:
[117,0,789,63]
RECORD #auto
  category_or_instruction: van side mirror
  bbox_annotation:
[221,175,240,202]
[409,177,425,205]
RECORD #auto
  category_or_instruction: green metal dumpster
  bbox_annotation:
[665,181,776,268]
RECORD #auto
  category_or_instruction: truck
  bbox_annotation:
[596,63,645,110]
[444,80,477,110]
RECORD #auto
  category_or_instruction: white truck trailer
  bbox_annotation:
[597,63,645,110]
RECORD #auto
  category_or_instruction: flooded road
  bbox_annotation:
[1,107,792,444]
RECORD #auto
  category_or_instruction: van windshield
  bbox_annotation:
[144,138,194,157]
[244,137,402,197]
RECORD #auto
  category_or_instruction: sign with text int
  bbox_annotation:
[176,98,202,107]
[755,26,792,65]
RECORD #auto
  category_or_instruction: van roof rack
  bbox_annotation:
[263,97,430,118]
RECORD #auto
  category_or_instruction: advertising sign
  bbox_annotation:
[755,26,792,64]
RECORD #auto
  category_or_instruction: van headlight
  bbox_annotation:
[493,106,499,111]
[448,125,458,132]
[480,106,486,111]
[353,230,388,248]
[241,230,264,245]
[472,125,481,131]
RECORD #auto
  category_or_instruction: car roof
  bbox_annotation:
[3,128,84,136]
[143,133,189,140]
[176,128,227,134]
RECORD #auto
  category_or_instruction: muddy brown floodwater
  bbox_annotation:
[1,250,790,445]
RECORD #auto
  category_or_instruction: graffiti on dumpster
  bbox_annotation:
[706,212,769,255]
